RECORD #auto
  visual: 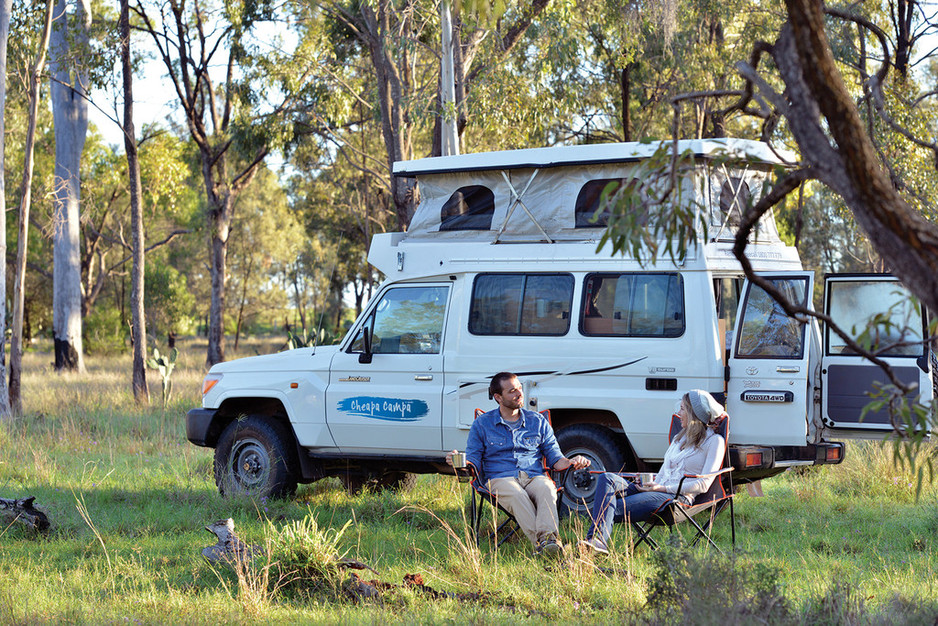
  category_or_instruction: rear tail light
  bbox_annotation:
[745,452,763,468]
[826,446,842,462]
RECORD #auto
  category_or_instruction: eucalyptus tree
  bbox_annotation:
[602,0,938,444]
[225,166,305,348]
[9,0,54,414]
[79,132,194,321]
[0,0,12,417]
[120,0,148,403]
[133,0,306,366]
[49,0,91,372]
[316,0,554,229]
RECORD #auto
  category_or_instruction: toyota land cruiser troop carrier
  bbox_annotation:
[186,139,933,508]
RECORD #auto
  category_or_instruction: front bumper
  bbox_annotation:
[186,408,217,447]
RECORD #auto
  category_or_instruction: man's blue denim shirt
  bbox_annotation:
[465,408,564,480]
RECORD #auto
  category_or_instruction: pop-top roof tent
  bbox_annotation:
[392,138,787,245]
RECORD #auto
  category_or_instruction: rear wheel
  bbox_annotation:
[555,424,633,515]
[378,471,418,492]
[340,471,418,494]
[214,415,298,499]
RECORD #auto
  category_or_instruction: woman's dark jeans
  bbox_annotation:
[585,472,674,547]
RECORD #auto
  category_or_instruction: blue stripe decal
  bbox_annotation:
[336,396,429,422]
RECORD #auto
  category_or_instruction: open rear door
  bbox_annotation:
[728,274,814,446]
[822,274,931,436]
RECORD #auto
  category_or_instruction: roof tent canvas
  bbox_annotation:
[393,139,786,245]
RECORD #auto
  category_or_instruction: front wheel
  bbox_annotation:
[214,416,298,499]
[555,424,632,515]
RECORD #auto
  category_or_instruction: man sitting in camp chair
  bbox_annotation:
[446,371,591,556]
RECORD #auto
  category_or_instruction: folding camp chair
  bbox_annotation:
[465,408,570,547]
[629,412,736,554]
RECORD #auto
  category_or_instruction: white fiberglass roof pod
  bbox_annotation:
[392,139,789,245]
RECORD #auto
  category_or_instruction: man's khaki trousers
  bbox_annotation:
[487,472,558,546]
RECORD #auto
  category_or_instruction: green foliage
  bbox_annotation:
[146,346,178,408]
[267,511,352,593]
[285,327,337,350]
[83,306,127,355]
[646,538,791,624]
[144,263,197,337]
[597,144,700,266]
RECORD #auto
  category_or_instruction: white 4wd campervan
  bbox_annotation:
[186,139,933,507]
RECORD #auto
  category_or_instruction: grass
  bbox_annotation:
[1,336,937,623]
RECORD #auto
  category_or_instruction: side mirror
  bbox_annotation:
[359,327,373,364]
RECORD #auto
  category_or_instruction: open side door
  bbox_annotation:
[727,273,814,447]
[821,274,931,436]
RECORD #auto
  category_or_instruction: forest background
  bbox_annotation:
[2,0,935,409]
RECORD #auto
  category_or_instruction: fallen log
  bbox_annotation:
[0,497,50,533]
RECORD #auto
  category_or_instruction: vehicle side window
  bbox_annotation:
[735,278,807,358]
[469,274,573,336]
[581,273,685,337]
[826,281,923,357]
[349,286,449,354]
[441,185,495,231]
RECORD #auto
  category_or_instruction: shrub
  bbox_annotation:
[644,539,791,625]
[83,307,127,355]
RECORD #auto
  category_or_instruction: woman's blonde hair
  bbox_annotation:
[679,395,709,449]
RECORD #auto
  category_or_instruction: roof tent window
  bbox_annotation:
[575,178,652,228]
[576,178,623,227]
[440,185,495,231]
[718,177,750,229]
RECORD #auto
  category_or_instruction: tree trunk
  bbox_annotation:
[776,0,938,314]
[621,63,631,142]
[50,0,88,373]
[121,0,148,405]
[233,253,253,350]
[10,0,54,415]
[0,0,13,418]
[207,226,229,366]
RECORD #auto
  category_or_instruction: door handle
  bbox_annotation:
[414,375,434,381]
[776,366,800,373]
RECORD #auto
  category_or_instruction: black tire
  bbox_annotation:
[555,424,633,515]
[214,415,298,499]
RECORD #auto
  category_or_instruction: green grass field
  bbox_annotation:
[1,337,937,624]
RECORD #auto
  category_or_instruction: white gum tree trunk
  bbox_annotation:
[0,0,13,417]
[49,0,89,372]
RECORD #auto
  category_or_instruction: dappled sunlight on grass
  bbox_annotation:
[1,337,938,621]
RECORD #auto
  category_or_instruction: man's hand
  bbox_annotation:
[553,455,591,471]
[445,449,458,467]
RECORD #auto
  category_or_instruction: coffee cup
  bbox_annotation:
[451,452,467,469]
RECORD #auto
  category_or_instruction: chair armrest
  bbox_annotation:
[674,467,735,496]
[681,467,735,480]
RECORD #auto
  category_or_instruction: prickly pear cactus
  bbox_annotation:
[146,347,178,407]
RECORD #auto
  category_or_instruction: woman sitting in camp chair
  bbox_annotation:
[577,390,727,555]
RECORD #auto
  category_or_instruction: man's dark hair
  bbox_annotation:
[489,372,517,400]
